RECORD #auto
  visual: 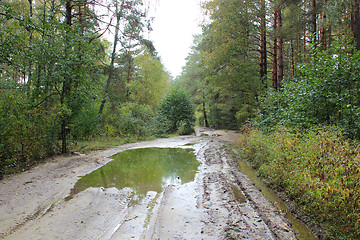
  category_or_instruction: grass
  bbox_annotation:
[70,137,134,153]
[237,126,360,239]
[70,134,180,154]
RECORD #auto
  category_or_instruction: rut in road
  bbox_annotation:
[0,129,297,239]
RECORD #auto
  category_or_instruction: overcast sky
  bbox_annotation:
[148,0,204,78]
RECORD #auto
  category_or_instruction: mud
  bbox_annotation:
[1,128,299,239]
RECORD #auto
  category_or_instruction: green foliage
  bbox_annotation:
[71,137,138,153]
[130,50,170,109]
[178,0,263,130]
[255,38,360,137]
[0,89,56,178]
[0,0,168,176]
[176,35,210,126]
[238,126,360,239]
[158,87,196,134]
[72,103,100,140]
[102,102,158,138]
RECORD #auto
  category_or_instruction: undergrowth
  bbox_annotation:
[69,133,179,154]
[237,126,360,239]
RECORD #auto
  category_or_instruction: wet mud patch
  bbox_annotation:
[65,147,199,203]
[225,148,317,240]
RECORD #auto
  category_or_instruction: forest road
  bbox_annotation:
[0,128,297,240]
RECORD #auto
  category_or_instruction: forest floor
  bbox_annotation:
[0,128,298,239]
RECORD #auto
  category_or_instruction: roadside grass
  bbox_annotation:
[70,137,136,153]
[237,126,360,239]
[70,134,179,154]
[1,133,181,179]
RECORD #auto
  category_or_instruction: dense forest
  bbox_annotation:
[2,0,360,238]
[177,0,360,238]
[179,0,360,132]
[0,0,189,176]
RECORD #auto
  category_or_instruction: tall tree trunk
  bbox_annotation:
[320,0,328,48]
[61,0,73,154]
[272,9,278,90]
[125,50,133,98]
[297,1,303,65]
[311,0,317,43]
[259,0,267,87]
[27,0,33,92]
[202,92,209,127]
[277,8,283,89]
[98,1,123,115]
[290,40,295,76]
[351,0,360,50]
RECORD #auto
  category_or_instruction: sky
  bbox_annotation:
[148,0,204,78]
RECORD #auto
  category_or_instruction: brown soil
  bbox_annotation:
[1,128,297,239]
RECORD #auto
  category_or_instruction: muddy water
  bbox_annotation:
[237,158,318,240]
[65,147,199,203]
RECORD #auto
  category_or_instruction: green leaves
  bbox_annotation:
[158,87,196,134]
[238,127,360,238]
[130,50,170,108]
[182,0,261,129]
[256,37,360,138]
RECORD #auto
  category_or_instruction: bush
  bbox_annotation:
[72,103,100,140]
[158,87,195,134]
[102,102,157,138]
[254,38,360,138]
[0,90,56,178]
[238,126,360,238]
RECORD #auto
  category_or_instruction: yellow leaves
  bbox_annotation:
[342,188,351,200]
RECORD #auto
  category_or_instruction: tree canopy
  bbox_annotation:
[0,0,170,178]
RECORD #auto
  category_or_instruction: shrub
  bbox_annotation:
[72,103,100,140]
[238,126,360,238]
[158,87,195,134]
[254,37,360,138]
[102,102,157,138]
[0,90,55,178]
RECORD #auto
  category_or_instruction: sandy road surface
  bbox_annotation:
[0,128,296,239]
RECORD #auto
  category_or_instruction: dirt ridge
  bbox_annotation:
[1,129,298,239]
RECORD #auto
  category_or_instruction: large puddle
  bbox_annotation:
[66,148,199,203]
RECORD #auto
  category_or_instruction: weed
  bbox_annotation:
[237,126,360,239]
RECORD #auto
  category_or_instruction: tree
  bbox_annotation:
[130,50,170,109]
[259,0,268,83]
[98,0,149,115]
[199,0,262,129]
[177,35,209,127]
[351,0,360,50]
[256,38,360,137]
[158,87,195,134]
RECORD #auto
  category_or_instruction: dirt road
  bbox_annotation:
[0,128,297,239]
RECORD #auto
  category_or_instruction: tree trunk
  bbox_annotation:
[125,50,133,98]
[272,9,278,90]
[277,8,283,89]
[27,0,33,92]
[311,0,317,43]
[259,0,267,87]
[290,40,295,76]
[297,1,303,65]
[320,0,328,48]
[202,92,209,127]
[98,1,123,115]
[351,0,360,50]
[61,0,73,154]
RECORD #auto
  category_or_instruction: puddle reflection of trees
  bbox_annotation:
[66,148,199,201]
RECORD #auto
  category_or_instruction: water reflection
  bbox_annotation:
[66,148,199,201]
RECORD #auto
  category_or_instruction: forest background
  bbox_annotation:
[1,0,360,238]
[176,0,360,238]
